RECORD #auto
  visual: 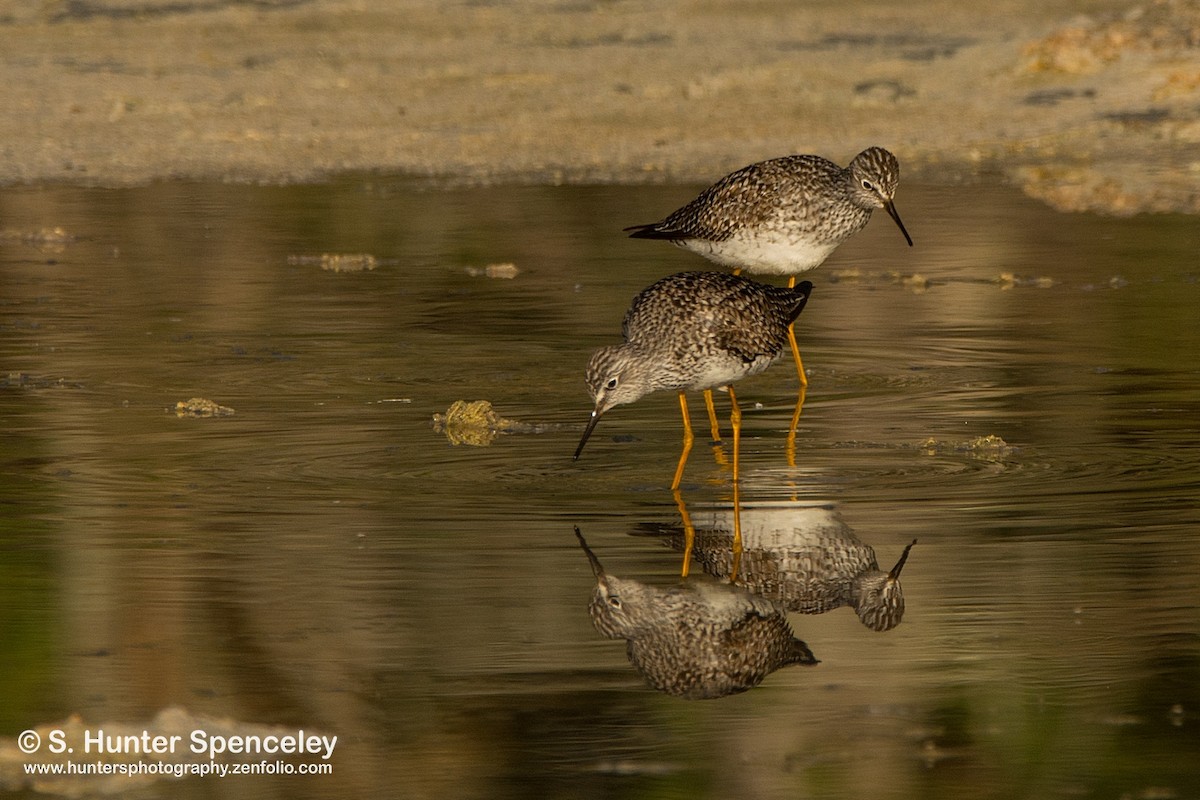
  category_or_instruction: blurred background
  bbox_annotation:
[1,2,1198,799]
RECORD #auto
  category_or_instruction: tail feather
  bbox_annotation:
[786,280,814,325]
[788,637,820,666]
[624,223,687,240]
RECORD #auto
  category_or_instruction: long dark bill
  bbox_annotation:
[573,410,602,461]
[888,539,918,581]
[884,200,914,247]
[573,526,605,578]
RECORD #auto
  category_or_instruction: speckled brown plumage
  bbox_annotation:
[575,527,818,700]
[585,272,811,412]
[649,504,917,632]
[626,147,912,276]
[573,271,812,466]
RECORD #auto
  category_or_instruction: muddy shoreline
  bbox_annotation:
[3,0,1199,213]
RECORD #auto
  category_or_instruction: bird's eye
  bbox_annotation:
[608,595,621,608]
[861,179,874,191]
[605,377,618,390]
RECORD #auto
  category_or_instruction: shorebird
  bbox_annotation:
[573,271,813,490]
[626,146,912,436]
[574,527,818,699]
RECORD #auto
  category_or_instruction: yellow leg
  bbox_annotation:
[786,385,808,468]
[727,386,744,578]
[786,275,809,387]
[730,478,743,582]
[728,385,742,485]
[674,489,695,578]
[670,391,695,492]
[709,441,730,470]
[787,325,807,387]
[703,389,722,442]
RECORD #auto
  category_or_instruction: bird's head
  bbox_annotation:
[573,345,653,460]
[574,527,655,639]
[848,147,913,246]
[853,539,916,632]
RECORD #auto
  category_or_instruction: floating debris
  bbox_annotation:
[888,271,931,293]
[433,400,521,446]
[828,268,934,292]
[919,434,1016,457]
[3,373,84,389]
[967,434,1014,453]
[432,399,552,446]
[465,262,519,279]
[996,272,1056,289]
[0,226,77,254]
[0,226,77,245]
[174,397,235,418]
[287,253,379,272]
[828,267,864,282]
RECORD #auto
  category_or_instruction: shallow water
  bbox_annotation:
[1,178,1198,799]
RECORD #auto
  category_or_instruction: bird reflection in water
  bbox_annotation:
[574,527,818,700]
[661,497,916,632]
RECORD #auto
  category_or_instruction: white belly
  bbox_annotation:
[679,235,837,276]
[686,351,780,391]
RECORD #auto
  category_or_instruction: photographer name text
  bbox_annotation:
[41,729,337,760]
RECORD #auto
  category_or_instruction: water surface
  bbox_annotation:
[1,179,1198,798]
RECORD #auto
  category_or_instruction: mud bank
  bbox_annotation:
[2,0,1198,213]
